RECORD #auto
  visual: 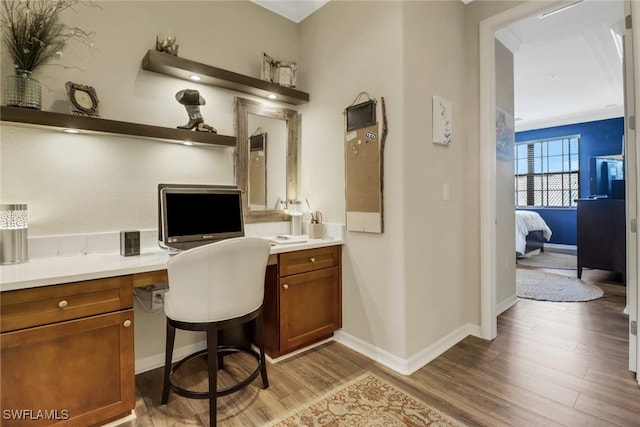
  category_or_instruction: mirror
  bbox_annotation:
[236,97,299,223]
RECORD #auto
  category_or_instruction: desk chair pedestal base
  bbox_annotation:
[161,308,269,426]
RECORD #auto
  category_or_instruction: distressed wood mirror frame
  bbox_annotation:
[236,97,299,223]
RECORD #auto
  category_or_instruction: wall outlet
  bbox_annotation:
[135,283,168,311]
[151,289,165,310]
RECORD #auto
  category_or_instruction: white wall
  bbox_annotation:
[0,1,300,368]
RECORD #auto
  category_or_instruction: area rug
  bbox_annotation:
[267,373,464,426]
[516,268,604,302]
[516,252,577,270]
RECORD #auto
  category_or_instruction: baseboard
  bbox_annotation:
[334,323,481,375]
[497,294,519,315]
[264,337,335,364]
[100,411,136,427]
[544,243,577,255]
[135,340,207,374]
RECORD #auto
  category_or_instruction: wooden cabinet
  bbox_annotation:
[577,198,626,283]
[0,277,135,426]
[263,245,342,358]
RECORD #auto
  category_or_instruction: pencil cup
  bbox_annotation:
[308,223,324,239]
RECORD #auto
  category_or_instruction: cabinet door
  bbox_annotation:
[279,267,341,353]
[577,199,625,276]
[1,310,134,426]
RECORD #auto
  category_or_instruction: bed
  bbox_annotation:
[515,210,552,256]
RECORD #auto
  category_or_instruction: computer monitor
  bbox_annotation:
[158,184,244,251]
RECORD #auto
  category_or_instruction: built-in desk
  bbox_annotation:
[0,238,343,292]
[0,237,343,427]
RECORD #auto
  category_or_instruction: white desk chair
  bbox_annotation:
[160,237,271,426]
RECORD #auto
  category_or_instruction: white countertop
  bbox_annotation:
[0,236,343,292]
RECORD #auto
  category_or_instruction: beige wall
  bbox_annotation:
[0,1,299,236]
[299,1,408,356]
[0,1,300,365]
[299,0,520,364]
[1,0,528,370]
[402,1,469,357]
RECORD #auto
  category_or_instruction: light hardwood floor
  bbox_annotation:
[127,268,639,426]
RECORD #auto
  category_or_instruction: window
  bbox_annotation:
[515,135,580,207]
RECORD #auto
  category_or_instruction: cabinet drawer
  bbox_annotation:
[1,276,133,333]
[279,245,340,277]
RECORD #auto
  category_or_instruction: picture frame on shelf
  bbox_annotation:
[65,82,99,117]
[260,53,297,88]
[275,61,297,88]
[261,53,275,83]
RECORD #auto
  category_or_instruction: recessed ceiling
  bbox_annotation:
[253,0,625,132]
[250,0,329,23]
[497,0,625,131]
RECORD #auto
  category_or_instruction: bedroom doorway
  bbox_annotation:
[479,0,639,381]
[505,2,625,295]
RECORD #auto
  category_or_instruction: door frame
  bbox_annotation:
[478,0,639,380]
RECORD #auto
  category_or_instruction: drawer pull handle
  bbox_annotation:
[282,284,289,290]
[309,257,316,263]
[123,320,132,328]
[58,300,68,309]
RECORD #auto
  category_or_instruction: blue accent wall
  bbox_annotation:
[515,117,624,245]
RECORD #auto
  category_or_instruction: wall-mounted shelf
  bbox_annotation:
[141,50,310,105]
[0,106,236,147]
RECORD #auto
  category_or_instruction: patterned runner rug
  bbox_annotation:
[267,373,465,426]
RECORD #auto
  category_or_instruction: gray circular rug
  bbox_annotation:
[516,252,577,270]
[516,268,604,302]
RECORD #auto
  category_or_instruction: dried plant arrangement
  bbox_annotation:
[0,0,98,72]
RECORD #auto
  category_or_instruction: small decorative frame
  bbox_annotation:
[261,53,275,83]
[260,52,297,88]
[275,61,297,88]
[65,82,99,117]
[432,95,452,145]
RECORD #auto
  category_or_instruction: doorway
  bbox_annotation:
[478,0,639,381]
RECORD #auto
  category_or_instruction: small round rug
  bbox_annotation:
[516,268,604,302]
[516,252,577,270]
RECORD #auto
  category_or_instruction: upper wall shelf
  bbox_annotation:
[141,50,310,105]
[0,106,236,147]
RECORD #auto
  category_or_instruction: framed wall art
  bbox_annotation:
[432,95,452,145]
[495,106,514,161]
